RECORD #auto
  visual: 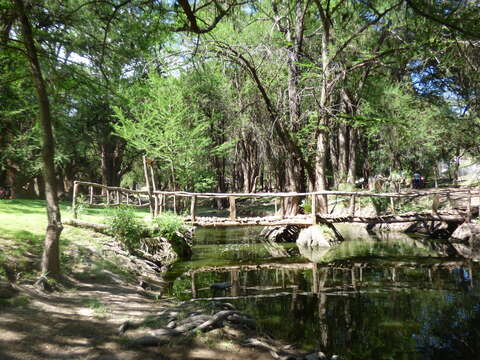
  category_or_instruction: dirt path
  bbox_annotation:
[0,273,281,360]
[0,233,282,360]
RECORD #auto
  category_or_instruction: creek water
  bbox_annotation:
[163,225,480,360]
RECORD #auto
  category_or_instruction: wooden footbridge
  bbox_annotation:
[71,181,478,227]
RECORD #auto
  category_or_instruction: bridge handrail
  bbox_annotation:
[72,180,477,198]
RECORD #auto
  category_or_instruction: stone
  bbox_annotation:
[297,245,330,263]
[304,352,327,360]
[451,223,480,241]
[149,328,181,338]
[166,320,176,328]
[210,282,232,290]
[0,281,17,299]
[450,223,480,260]
[131,335,169,347]
[296,225,337,248]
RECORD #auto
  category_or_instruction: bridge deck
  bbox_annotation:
[188,210,469,227]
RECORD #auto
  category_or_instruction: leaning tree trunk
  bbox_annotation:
[14,0,62,279]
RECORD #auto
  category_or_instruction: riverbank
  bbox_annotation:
[0,200,309,360]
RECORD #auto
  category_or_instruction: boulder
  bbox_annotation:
[260,225,300,243]
[298,245,330,263]
[451,223,480,241]
[296,225,338,248]
[450,223,480,260]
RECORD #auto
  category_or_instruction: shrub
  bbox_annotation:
[107,206,144,253]
[152,213,191,259]
[152,212,187,239]
[300,197,312,214]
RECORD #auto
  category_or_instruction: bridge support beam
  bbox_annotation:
[229,196,236,220]
[191,195,197,222]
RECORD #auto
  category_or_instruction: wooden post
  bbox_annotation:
[280,198,285,219]
[229,196,237,221]
[432,194,439,214]
[72,181,79,219]
[467,190,472,223]
[191,195,197,222]
[142,155,154,216]
[390,196,395,213]
[126,193,130,205]
[173,195,177,214]
[158,194,163,214]
[137,194,142,206]
[350,195,356,217]
[191,272,197,299]
[274,198,278,215]
[89,185,93,205]
[311,194,317,224]
[106,189,110,205]
[116,190,120,205]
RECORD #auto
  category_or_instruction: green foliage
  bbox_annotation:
[73,194,88,218]
[300,198,311,214]
[152,212,191,259]
[152,212,187,239]
[370,196,391,215]
[107,206,144,253]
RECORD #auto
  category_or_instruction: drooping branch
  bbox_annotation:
[175,0,245,34]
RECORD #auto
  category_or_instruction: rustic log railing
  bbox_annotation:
[71,181,478,226]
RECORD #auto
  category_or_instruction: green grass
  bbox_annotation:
[82,298,112,317]
[0,198,144,282]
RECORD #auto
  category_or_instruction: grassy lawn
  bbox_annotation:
[0,199,148,281]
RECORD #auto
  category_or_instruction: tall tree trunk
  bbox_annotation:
[100,137,126,188]
[347,127,358,184]
[284,0,306,215]
[338,122,349,183]
[14,0,62,279]
[314,7,331,213]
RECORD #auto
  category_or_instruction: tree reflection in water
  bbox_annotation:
[165,226,480,359]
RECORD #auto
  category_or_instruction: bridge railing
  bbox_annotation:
[71,181,478,224]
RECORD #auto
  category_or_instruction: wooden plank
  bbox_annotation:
[89,185,93,205]
[229,196,237,220]
[190,210,467,227]
[190,195,197,222]
[72,181,79,219]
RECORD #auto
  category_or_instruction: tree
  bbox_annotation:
[7,0,63,279]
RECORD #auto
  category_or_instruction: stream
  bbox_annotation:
[163,225,480,359]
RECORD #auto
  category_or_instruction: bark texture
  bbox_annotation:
[14,0,63,279]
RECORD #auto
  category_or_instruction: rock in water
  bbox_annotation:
[260,225,300,242]
[450,223,480,260]
[296,225,338,248]
[210,282,232,290]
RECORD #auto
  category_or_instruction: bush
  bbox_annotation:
[107,206,144,253]
[152,213,191,259]
[152,212,187,239]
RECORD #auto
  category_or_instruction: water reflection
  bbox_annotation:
[164,226,480,359]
